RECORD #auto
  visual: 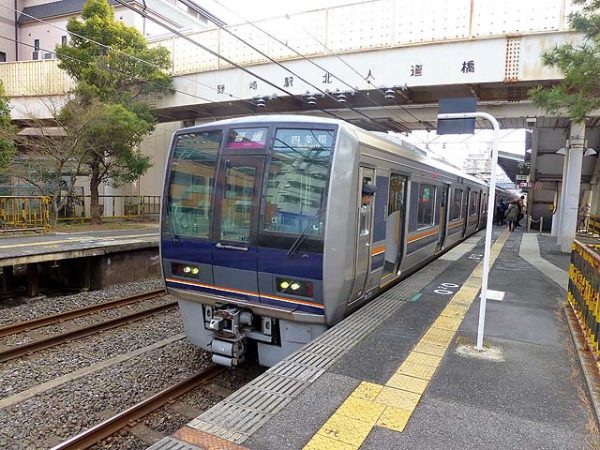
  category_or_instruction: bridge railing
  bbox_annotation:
[568,240,600,369]
[0,196,50,233]
[1,0,579,98]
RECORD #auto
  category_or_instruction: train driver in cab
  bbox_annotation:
[361,183,377,207]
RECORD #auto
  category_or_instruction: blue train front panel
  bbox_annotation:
[160,120,336,366]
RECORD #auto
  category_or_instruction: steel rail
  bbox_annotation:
[0,301,178,362]
[0,289,165,338]
[50,365,224,450]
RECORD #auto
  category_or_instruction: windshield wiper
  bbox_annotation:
[287,214,321,257]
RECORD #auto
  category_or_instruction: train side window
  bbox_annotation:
[359,174,374,234]
[469,191,479,215]
[450,188,462,220]
[417,184,436,227]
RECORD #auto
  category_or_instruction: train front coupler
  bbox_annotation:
[205,305,276,367]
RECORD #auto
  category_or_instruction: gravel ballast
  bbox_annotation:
[0,279,164,326]
[0,280,265,450]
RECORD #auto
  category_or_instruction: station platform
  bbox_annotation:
[149,228,599,450]
[0,227,158,267]
[0,227,159,295]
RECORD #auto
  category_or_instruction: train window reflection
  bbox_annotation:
[167,131,221,238]
[417,184,436,227]
[262,128,334,237]
[450,188,462,220]
[221,165,256,243]
[469,191,479,215]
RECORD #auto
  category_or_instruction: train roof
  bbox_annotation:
[179,115,488,188]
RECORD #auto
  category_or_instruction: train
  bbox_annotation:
[160,115,489,367]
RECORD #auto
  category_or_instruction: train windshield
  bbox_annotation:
[165,130,222,238]
[261,128,334,245]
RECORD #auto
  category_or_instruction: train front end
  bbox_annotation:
[160,119,337,367]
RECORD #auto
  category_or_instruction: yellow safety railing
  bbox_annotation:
[57,195,161,223]
[588,215,600,235]
[568,240,600,372]
[0,196,50,232]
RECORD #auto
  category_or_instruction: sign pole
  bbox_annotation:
[437,112,500,351]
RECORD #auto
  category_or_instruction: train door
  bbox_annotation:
[381,173,407,280]
[436,184,450,252]
[479,191,487,228]
[348,167,375,303]
[462,187,470,237]
[212,156,265,290]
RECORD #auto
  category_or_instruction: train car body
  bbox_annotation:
[160,115,488,367]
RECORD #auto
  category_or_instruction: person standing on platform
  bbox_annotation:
[495,199,506,226]
[516,195,525,227]
[506,200,520,232]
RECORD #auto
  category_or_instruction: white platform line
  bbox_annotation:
[519,234,568,290]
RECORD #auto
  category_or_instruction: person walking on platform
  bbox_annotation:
[506,200,519,232]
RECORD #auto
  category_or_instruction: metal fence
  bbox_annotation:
[57,195,161,222]
[0,195,160,232]
[568,240,600,368]
[0,196,50,232]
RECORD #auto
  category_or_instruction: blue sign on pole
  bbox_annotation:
[437,97,477,135]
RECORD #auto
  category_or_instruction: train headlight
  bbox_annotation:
[276,278,314,298]
[172,262,200,279]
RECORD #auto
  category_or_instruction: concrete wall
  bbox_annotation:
[18,16,69,58]
[0,1,22,62]
[91,248,161,289]
[138,121,182,195]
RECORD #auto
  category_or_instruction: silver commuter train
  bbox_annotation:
[160,115,488,367]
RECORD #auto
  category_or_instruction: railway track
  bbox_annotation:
[0,289,177,362]
[50,365,225,450]
[0,289,165,338]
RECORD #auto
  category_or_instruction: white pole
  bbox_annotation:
[437,112,500,351]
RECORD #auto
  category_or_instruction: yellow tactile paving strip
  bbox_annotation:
[303,230,510,450]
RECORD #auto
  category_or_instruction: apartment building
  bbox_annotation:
[0,0,224,63]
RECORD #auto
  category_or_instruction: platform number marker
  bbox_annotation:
[434,282,460,295]
[468,254,483,260]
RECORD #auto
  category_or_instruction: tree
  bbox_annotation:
[55,0,172,223]
[12,99,126,225]
[0,81,16,170]
[530,0,600,121]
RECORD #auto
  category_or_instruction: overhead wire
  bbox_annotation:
[0,35,256,119]
[283,10,424,124]
[0,3,263,112]
[208,0,420,131]
[5,1,428,134]
[112,0,393,130]
[194,3,393,131]
[5,1,408,133]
